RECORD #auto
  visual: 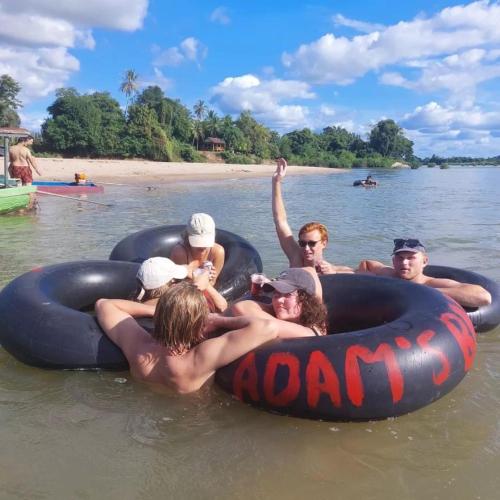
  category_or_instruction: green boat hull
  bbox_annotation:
[0,186,37,214]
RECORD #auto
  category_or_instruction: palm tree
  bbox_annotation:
[192,120,205,150]
[120,69,139,113]
[193,100,207,121]
[205,109,220,137]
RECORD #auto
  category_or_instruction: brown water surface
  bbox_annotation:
[0,166,499,499]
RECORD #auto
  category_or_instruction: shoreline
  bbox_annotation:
[35,158,348,184]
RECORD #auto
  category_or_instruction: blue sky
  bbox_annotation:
[1,0,500,157]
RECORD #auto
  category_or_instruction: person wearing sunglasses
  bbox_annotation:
[356,239,491,308]
[272,158,353,274]
[231,267,328,337]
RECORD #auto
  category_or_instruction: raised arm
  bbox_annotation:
[193,270,228,312]
[95,298,153,360]
[272,158,301,264]
[189,316,279,382]
[426,278,492,308]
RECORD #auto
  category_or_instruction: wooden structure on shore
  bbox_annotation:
[202,137,225,152]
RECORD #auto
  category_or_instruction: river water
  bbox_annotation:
[0,166,499,499]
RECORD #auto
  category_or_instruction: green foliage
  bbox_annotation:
[122,104,171,160]
[369,119,414,160]
[33,76,419,167]
[172,141,206,162]
[42,89,125,157]
[221,151,257,164]
[0,74,22,127]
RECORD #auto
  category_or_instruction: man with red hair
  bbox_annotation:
[272,158,352,274]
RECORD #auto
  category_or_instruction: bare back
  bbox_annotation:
[9,144,33,167]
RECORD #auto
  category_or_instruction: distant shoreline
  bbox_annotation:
[36,158,348,184]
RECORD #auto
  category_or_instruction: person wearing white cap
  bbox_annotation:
[170,213,225,286]
[133,257,227,312]
[231,267,328,336]
[96,282,302,393]
[356,238,491,307]
[135,257,189,305]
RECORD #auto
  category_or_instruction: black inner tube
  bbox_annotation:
[109,225,263,301]
[426,265,500,333]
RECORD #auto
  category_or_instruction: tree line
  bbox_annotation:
[1,72,421,167]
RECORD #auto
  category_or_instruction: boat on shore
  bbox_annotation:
[33,180,104,194]
[0,185,37,214]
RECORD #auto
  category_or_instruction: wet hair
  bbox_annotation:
[17,135,33,144]
[297,290,328,332]
[298,222,329,243]
[132,280,174,302]
[153,282,209,354]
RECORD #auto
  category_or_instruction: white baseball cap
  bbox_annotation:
[187,213,216,248]
[136,257,188,290]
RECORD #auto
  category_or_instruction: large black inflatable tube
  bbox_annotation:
[216,274,477,421]
[0,261,136,370]
[109,225,262,302]
[425,265,500,333]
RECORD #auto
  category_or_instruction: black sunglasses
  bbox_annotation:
[298,239,321,248]
[393,238,424,249]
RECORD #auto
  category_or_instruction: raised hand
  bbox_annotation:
[273,157,287,181]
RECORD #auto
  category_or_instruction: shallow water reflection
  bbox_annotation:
[0,166,499,499]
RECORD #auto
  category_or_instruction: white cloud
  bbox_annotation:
[333,14,385,33]
[18,110,47,132]
[283,1,500,85]
[0,1,148,102]
[141,68,173,92]
[380,48,500,106]
[154,37,207,67]
[0,46,79,101]
[210,6,231,25]
[211,74,316,130]
[0,0,148,31]
[401,100,500,156]
[402,101,500,130]
[0,10,94,49]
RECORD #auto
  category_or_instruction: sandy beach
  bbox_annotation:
[35,158,346,184]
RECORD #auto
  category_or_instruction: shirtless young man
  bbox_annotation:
[357,238,492,308]
[8,136,41,185]
[96,282,315,394]
[272,158,352,275]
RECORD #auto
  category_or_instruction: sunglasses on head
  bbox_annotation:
[393,238,423,249]
[298,239,321,248]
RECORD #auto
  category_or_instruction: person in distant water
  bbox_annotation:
[362,175,377,186]
[170,213,225,285]
[96,282,314,394]
[272,157,353,274]
[356,238,492,308]
[231,267,328,336]
[8,135,41,185]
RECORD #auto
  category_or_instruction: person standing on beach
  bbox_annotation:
[8,135,41,185]
[96,282,317,394]
[272,158,352,274]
